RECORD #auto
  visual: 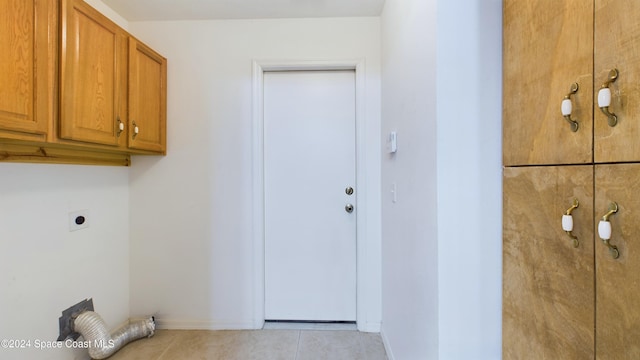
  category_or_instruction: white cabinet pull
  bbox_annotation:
[119,121,125,131]
[561,83,579,132]
[598,202,620,259]
[116,117,124,137]
[132,121,139,139]
[598,69,619,127]
[563,198,579,248]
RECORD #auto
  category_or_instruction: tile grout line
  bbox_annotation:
[294,330,302,360]
[155,333,180,360]
[357,331,367,358]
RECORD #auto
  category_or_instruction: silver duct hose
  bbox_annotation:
[73,311,155,359]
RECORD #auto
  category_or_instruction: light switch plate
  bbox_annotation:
[388,131,397,153]
[69,210,90,232]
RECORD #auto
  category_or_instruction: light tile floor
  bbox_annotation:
[108,329,388,360]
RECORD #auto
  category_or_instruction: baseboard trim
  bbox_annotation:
[380,325,396,360]
[131,317,258,331]
[130,317,381,333]
[358,321,382,333]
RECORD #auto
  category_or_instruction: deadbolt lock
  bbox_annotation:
[345,187,354,195]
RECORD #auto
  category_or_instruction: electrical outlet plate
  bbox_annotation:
[69,210,90,232]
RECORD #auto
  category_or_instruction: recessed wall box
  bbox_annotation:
[69,210,90,231]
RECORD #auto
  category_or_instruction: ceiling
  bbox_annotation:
[102,0,386,21]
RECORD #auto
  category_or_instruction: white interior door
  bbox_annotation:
[264,70,356,321]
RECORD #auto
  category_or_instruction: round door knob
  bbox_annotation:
[345,204,354,213]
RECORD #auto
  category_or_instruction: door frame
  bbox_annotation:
[252,59,369,330]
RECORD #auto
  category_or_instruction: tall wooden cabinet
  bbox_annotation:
[503,166,595,359]
[504,0,640,358]
[503,0,593,166]
[594,164,640,358]
[594,1,640,163]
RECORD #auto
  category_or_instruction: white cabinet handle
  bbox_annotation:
[562,214,573,231]
[561,83,579,132]
[598,220,611,240]
[132,121,139,139]
[598,202,620,259]
[117,117,124,137]
[598,69,619,127]
[563,198,579,248]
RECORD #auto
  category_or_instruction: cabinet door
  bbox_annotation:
[503,166,594,359]
[594,0,640,163]
[0,0,50,136]
[595,164,640,358]
[128,38,166,153]
[503,0,593,166]
[60,0,126,146]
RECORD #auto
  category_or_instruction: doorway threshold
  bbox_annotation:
[263,320,357,331]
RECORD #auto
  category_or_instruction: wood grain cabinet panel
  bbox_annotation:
[0,0,167,165]
[0,0,51,138]
[595,164,640,359]
[505,0,640,165]
[503,166,595,359]
[503,0,593,166]
[594,0,640,163]
[128,38,167,153]
[60,0,126,147]
[505,0,640,357]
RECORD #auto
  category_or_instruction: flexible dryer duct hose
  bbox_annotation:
[73,311,155,359]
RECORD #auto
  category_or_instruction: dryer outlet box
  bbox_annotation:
[57,298,94,341]
[69,210,90,232]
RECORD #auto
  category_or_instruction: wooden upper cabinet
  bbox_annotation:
[60,0,126,147]
[503,0,593,166]
[128,38,167,153]
[0,0,167,165]
[0,0,51,138]
[594,0,640,163]
[503,165,595,359]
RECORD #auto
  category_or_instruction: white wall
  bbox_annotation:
[0,164,130,360]
[0,5,129,360]
[380,0,439,358]
[127,18,382,330]
[381,0,502,359]
[0,4,131,360]
[85,0,129,29]
[436,0,502,359]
